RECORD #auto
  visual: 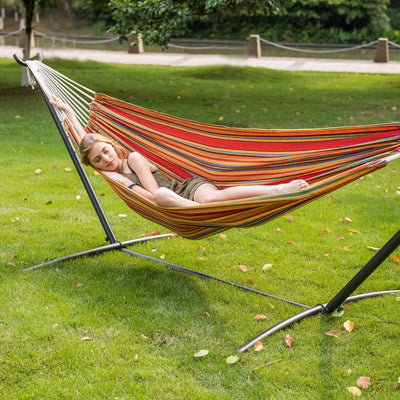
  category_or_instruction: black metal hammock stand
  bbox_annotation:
[14,54,400,353]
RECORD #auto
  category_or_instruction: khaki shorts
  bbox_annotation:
[170,176,215,201]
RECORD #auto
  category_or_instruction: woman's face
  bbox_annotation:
[87,141,122,171]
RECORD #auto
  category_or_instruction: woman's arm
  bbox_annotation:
[49,96,87,140]
[127,152,160,194]
[104,171,155,202]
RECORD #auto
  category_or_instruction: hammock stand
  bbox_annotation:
[15,55,400,353]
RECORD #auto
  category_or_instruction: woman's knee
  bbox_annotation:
[153,187,172,206]
[194,187,220,203]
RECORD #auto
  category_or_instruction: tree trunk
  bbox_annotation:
[21,0,35,87]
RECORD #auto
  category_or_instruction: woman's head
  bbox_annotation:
[80,134,126,170]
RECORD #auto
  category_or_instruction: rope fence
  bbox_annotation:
[259,37,379,54]
[1,26,398,62]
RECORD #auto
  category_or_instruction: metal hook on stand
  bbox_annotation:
[13,52,42,66]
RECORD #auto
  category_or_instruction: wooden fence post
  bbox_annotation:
[248,34,261,58]
[128,31,144,54]
[374,38,389,63]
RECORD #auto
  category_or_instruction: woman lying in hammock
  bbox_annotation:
[50,97,310,207]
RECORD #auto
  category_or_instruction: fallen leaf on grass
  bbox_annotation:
[344,320,355,333]
[347,228,359,233]
[286,215,293,222]
[198,246,206,251]
[35,169,41,174]
[332,310,344,317]
[226,355,239,364]
[395,377,400,390]
[219,234,228,241]
[390,254,400,263]
[357,376,373,389]
[202,312,210,317]
[367,246,380,251]
[254,341,263,352]
[254,314,267,320]
[341,217,353,223]
[325,330,339,338]
[238,264,247,272]
[81,337,91,341]
[347,386,361,396]
[285,334,293,348]
[287,240,296,245]
[64,167,72,172]
[262,263,273,272]
[194,349,209,357]
[343,246,350,251]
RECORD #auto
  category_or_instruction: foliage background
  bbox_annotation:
[4,0,400,45]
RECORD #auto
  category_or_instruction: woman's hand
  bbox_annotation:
[49,95,73,114]
[49,95,87,139]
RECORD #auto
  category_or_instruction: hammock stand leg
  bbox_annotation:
[235,229,400,353]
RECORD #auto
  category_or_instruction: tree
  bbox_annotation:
[20,0,59,86]
[109,0,291,48]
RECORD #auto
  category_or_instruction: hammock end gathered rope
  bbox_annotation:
[24,59,400,239]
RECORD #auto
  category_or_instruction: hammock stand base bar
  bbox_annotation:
[15,55,400,352]
[23,234,311,309]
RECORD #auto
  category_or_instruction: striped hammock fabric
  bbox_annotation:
[26,60,400,239]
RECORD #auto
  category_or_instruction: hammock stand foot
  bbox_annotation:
[236,228,400,353]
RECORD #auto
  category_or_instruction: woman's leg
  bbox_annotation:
[194,180,310,203]
[153,187,198,207]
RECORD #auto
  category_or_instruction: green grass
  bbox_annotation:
[1,58,400,399]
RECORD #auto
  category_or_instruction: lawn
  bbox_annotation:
[1,58,400,399]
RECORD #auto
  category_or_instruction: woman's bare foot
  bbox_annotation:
[280,179,310,194]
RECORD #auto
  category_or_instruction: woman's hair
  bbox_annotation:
[79,134,127,166]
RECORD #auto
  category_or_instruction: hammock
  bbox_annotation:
[17,57,400,352]
[24,60,400,240]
